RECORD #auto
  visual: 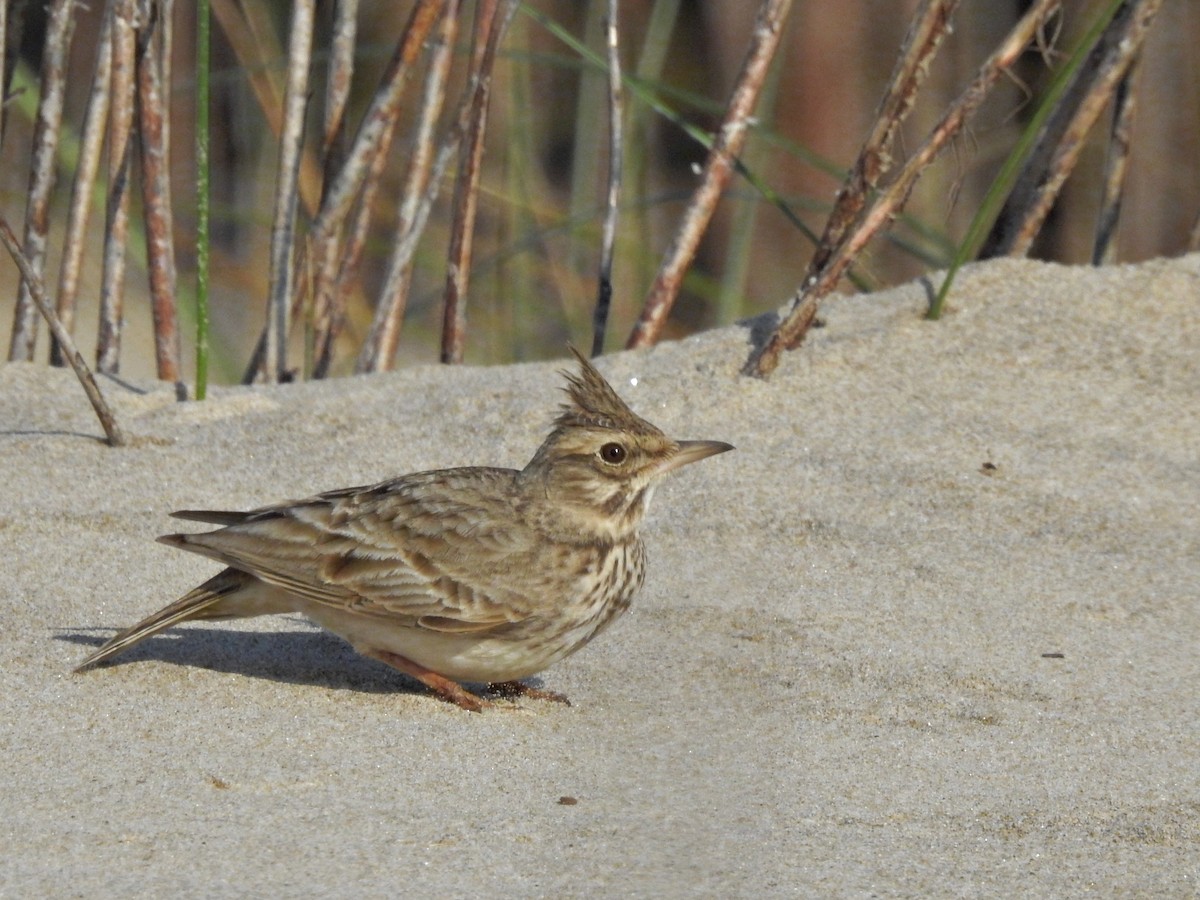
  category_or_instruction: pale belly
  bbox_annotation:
[298,540,646,684]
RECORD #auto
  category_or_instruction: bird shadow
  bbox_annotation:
[58,622,426,697]
[56,621,556,700]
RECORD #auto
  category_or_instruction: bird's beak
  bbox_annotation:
[658,439,734,475]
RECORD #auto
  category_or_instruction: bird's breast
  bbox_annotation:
[566,537,646,641]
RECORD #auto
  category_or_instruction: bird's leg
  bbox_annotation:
[363,648,489,713]
[488,681,572,706]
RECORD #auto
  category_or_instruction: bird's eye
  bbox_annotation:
[599,442,627,464]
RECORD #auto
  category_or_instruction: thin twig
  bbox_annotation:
[1092,53,1141,265]
[136,0,181,381]
[0,219,125,447]
[97,0,138,374]
[983,0,1163,258]
[8,0,75,362]
[264,0,315,384]
[51,3,114,368]
[590,0,622,358]
[805,0,959,282]
[441,0,518,364]
[356,0,462,374]
[745,0,1062,378]
[626,0,793,350]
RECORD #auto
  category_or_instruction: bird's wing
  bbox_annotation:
[160,470,545,633]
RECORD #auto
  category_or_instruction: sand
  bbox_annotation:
[1,255,1197,896]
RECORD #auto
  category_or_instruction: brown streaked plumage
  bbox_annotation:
[75,347,732,711]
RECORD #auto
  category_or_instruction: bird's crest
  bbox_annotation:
[555,346,660,435]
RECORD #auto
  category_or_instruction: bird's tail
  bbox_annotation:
[74,568,269,672]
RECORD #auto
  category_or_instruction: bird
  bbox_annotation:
[74,347,732,711]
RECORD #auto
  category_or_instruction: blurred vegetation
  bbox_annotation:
[1,0,1196,384]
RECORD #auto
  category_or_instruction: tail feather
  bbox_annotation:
[74,568,255,672]
[169,509,254,526]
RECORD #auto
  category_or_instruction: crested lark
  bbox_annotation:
[75,348,732,711]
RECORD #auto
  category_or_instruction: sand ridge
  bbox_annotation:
[1,255,1197,894]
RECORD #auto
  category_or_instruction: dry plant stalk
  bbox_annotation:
[263,0,315,384]
[983,0,1164,258]
[356,0,462,374]
[241,0,442,382]
[0,219,125,447]
[805,0,960,282]
[626,0,793,350]
[136,0,181,381]
[591,0,623,358]
[51,4,113,367]
[308,0,444,377]
[745,0,1063,379]
[321,0,358,180]
[441,0,518,364]
[97,0,137,374]
[8,0,75,362]
[1092,55,1141,265]
[310,1,444,246]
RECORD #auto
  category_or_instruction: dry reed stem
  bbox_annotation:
[0,219,125,446]
[8,0,75,362]
[984,0,1163,258]
[356,1,462,374]
[51,4,114,368]
[590,0,623,358]
[310,1,443,243]
[308,0,361,380]
[97,0,137,374]
[322,0,359,167]
[315,119,393,378]
[320,2,440,377]
[1092,54,1140,265]
[305,0,443,377]
[159,0,172,155]
[745,0,1062,379]
[806,0,959,281]
[136,0,181,381]
[626,0,793,350]
[263,0,315,384]
[440,0,518,364]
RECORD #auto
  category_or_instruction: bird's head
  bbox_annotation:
[522,347,732,543]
